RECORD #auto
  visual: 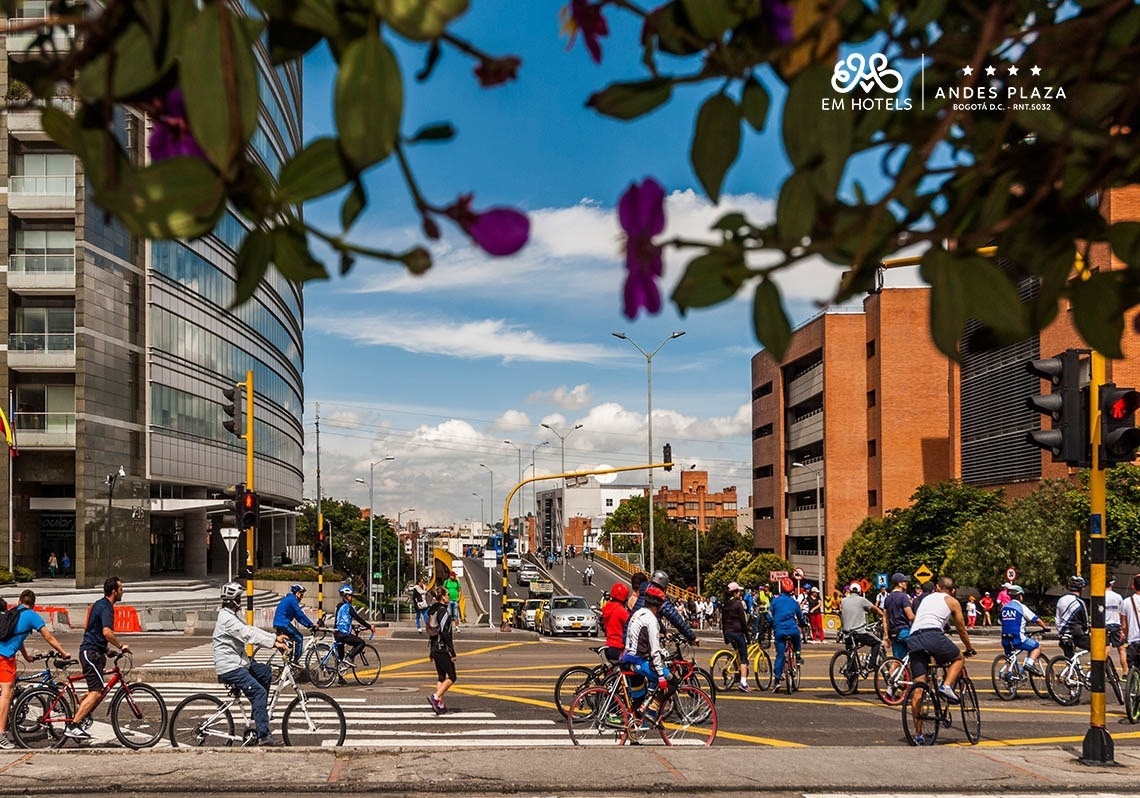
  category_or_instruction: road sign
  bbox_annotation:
[1006,566,1018,583]
[876,573,889,589]
[914,564,934,583]
[792,567,805,580]
[769,570,788,581]
[859,578,872,594]
[220,527,240,554]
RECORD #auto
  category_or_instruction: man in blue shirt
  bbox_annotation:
[999,585,1048,674]
[0,590,70,749]
[66,577,131,740]
[771,578,805,691]
[334,585,374,683]
[273,583,314,665]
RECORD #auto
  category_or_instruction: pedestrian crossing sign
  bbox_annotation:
[876,573,889,589]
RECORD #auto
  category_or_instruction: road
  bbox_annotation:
[462,553,628,623]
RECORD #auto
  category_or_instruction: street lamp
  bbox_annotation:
[541,422,583,583]
[105,465,125,578]
[503,440,522,543]
[473,492,484,528]
[793,461,824,596]
[396,508,415,621]
[357,456,395,616]
[612,330,686,574]
[530,441,549,553]
[479,463,494,533]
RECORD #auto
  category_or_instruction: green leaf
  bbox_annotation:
[276,137,350,204]
[690,94,740,204]
[711,212,748,233]
[233,230,273,305]
[180,4,260,175]
[99,158,226,240]
[408,122,456,143]
[1109,222,1140,269]
[335,34,403,169]
[271,226,328,283]
[341,180,367,231]
[586,78,672,121]
[740,77,769,132]
[775,171,814,243]
[782,66,832,170]
[671,247,749,312]
[680,0,743,40]
[267,20,324,63]
[377,0,469,41]
[74,22,161,100]
[1071,272,1127,358]
[339,251,355,276]
[752,278,792,359]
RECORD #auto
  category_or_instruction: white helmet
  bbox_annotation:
[220,582,243,604]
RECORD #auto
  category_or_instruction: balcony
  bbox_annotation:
[787,409,823,449]
[787,362,823,407]
[6,97,76,142]
[6,253,76,293]
[5,18,74,56]
[788,463,823,493]
[13,411,75,449]
[7,176,75,217]
[787,507,823,536]
[6,332,76,371]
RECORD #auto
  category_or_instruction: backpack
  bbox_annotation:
[427,606,450,640]
[0,605,28,642]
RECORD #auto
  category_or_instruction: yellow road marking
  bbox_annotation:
[381,640,538,672]
[969,730,1140,747]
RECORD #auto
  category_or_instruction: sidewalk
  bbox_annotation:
[0,744,1135,795]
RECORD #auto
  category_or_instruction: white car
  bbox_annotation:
[505,552,522,571]
[517,564,541,585]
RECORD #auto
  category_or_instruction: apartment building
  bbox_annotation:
[654,469,738,533]
[1,3,305,587]
[536,476,648,554]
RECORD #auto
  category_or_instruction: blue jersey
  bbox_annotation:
[770,594,804,636]
[0,608,43,659]
[272,592,313,629]
[999,599,1039,643]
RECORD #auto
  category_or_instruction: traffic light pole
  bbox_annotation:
[241,370,255,631]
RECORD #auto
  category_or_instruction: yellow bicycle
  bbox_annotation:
[710,640,772,691]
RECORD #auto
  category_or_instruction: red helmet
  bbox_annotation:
[644,584,666,606]
[609,582,630,603]
[780,578,794,594]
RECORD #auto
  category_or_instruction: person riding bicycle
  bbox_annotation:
[906,575,975,707]
[272,583,315,666]
[1118,573,1140,671]
[213,581,290,747]
[67,576,131,741]
[1056,575,1090,659]
[631,570,699,647]
[770,578,805,692]
[753,584,772,639]
[721,582,751,692]
[883,573,915,659]
[839,583,887,668]
[601,582,632,663]
[334,585,375,682]
[998,584,1048,675]
[619,584,672,716]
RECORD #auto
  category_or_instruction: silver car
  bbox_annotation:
[540,595,599,637]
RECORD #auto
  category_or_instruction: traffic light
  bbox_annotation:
[240,490,259,529]
[663,443,673,471]
[1099,383,1140,466]
[222,383,244,438]
[222,483,243,526]
[1025,350,1089,466]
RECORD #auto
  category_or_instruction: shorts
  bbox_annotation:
[0,655,16,684]
[1001,636,1040,657]
[1059,631,1091,659]
[1128,643,1140,669]
[723,631,748,661]
[1107,624,1124,648]
[906,630,960,678]
[80,649,109,694]
[431,650,457,683]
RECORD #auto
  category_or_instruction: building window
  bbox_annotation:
[685,502,698,511]
[705,501,717,510]
[868,490,877,507]
[866,339,876,358]
[753,423,773,440]
[724,501,736,511]
[752,381,773,400]
[867,389,876,408]
[605,498,613,507]
[753,465,773,479]
[868,439,877,457]
[754,507,774,520]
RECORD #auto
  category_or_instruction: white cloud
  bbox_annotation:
[527,383,594,409]
[495,409,531,431]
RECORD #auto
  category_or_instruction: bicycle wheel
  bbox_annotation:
[751,648,773,692]
[352,644,382,686]
[555,665,604,719]
[710,650,738,690]
[659,686,717,746]
[168,694,235,748]
[959,677,981,744]
[901,682,941,746]
[874,658,910,706]
[759,624,773,650]
[10,686,69,750]
[305,643,337,688]
[1126,668,1140,724]
[990,655,1017,701]
[281,692,347,747]
[111,682,168,749]
[566,686,628,746]
[1029,665,1050,699]
[1046,655,1081,705]
[683,667,718,702]
[829,650,859,696]
[1106,658,1124,705]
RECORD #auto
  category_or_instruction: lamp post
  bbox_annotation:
[479,463,494,534]
[105,465,125,579]
[472,492,484,529]
[356,456,394,616]
[530,441,549,553]
[541,422,582,583]
[503,440,522,543]
[396,507,414,621]
[612,330,686,574]
[793,461,824,596]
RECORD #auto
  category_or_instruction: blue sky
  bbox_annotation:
[297,3,917,525]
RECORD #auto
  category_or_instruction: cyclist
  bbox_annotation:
[753,585,772,641]
[884,573,915,659]
[66,576,131,741]
[999,585,1048,675]
[272,583,315,666]
[839,583,887,667]
[631,570,699,647]
[1118,573,1140,671]
[1056,576,1090,659]
[212,581,290,746]
[601,582,631,663]
[1105,575,1128,675]
[720,582,751,692]
[906,575,975,706]
[0,589,71,750]
[334,585,375,683]
[620,584,672,715]
[770,578,805,692]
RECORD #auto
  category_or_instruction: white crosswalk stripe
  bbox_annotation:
[138,643,215,669]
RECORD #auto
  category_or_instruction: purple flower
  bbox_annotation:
[764,0,795,46]
[445,194,530,256]
[147,89,206,162]
[564,0,609,63]
[619,178,666,319]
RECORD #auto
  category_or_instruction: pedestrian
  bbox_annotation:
[884,574,914,659]
[0,589,71,749]
[61,552,70,573]
[67,576,131,741]
[47,552,58,578]
[997,583,1011,606]
[876,586,889,610]
[979,592,994,626]
[808,587,824,643]
[410,577,431,632]
[966,596,977,629]
[444,570,463,623]
[720,582,751,692]
[426,586,456,715]
[584,565,594,585]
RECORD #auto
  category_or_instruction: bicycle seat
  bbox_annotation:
[589,646,607,655]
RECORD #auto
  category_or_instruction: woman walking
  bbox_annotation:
[426,586,457,714]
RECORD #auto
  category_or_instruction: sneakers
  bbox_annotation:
[796,654,805,665]
[1025,660,1044,676]
[938,684,961,704]
[772,681,783,693]
[0,734,15,750]
[63,724,92,740]
[912,734,926,746]
[737,682,751,693]
[428,695,444,715]
[258,735,284,747]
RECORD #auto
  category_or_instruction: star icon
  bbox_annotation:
[1008,65,1019,76]
[1031,65,1042,76]
[962,65,974,76]
[985,65,997,76]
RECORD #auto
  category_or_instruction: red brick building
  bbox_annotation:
[654,470,739,533]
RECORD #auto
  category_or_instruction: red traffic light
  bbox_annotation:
[1108,392,1140,421]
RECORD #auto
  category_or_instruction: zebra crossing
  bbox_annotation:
[138,642,215,670]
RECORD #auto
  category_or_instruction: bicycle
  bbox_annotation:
[989,630,1050,701]
[874,652,912,706]
[565,666,717,746]
[1125,663,1140,724]
[752,611,773,649]
[11,651,167,749]
[169,643,346,747]
[774,635,802,693]
[901,656,981,746]
[829,626,886,696]
[1045,642,1123,706]
[305,622,381,688]
[710,637,773,691]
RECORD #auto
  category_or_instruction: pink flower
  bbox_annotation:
[765,0,795,46]
[474,55,522,87]
[564,0,609,63]
[444,194,530,256]
[147,89,206,161]
[619,178,666,319]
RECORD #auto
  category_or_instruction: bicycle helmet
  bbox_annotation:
[1007,584,1025,595]
[644,584,666,607]
[1067,575,1087,591]
[220,582,243,604]
[780,578,794,594]
[290,583,306,594]
[650,570,670,590]
[609,582,630,603]
[338,584,354,596]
